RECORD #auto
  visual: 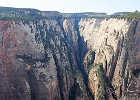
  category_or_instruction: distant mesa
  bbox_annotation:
[0,6,136,19]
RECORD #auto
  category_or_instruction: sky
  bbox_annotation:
[0,0,140,15]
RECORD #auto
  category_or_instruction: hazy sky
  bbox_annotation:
[0,0,140,14]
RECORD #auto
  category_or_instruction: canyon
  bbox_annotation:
[0,7,140,100]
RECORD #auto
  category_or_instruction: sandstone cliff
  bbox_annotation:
[0,7,140,100]
[0,19,91,100]
[80,18,140,100]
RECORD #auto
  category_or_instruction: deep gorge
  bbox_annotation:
[0,7,140,100]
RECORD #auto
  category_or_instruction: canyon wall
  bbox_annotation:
[0,19,91,100]
[79,18,140,100]
[0,16,139,100]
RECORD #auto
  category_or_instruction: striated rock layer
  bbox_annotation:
[0,15,140,100]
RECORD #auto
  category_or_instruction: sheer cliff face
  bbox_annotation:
[0,19,89,100]
[79,18,130,100]
[79,18,140,100]
[0,17,140,100]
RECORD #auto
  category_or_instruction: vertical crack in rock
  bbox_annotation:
[53,54,65,100]
[74,18,94,99]
[27,69,39,100]
[109,40,121,82]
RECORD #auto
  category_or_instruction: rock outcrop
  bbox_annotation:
[0,19,91,100]
[80,18,140,100]
[0,7,140,100]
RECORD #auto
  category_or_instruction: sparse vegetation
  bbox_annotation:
[39,72,46,81]
[132,69,140,78]
[118,11,140,21]
[106,44,114,54]
[96,63,109,100]
[0,6,139,22]
[0,7,59,21]
[16,54,35,65]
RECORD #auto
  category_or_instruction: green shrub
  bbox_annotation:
[118,11,140,21]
